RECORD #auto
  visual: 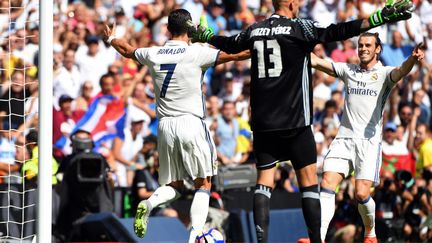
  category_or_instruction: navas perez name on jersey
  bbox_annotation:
[250,25,292,37]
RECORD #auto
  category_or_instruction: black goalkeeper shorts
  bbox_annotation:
[253,126,317,170]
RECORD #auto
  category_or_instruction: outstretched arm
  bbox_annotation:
[103,24,138,61]
[216,50,250,65]
[310,53,336,77]
[390,43,424,82]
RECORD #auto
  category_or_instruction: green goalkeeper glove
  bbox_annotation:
[190,16,214,43]
[369,0,413,27]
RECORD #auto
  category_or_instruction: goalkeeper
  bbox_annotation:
[192,0,412,243]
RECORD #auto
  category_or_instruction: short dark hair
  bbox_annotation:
[26,130,38,144]
[359,32,383,60]
[99,73,113,87]
[168,9,193,37]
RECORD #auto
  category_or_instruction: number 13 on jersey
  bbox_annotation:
[254,40,282,78]
[160,64,177,98]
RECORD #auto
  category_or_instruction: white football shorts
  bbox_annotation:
[323,138,382,186]
[157,115,217,185]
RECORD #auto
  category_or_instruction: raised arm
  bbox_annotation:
[191,16,250,54]
[310,53,336,77]
[389,43,424,82]
[316,0,413,43]
[103,24,138,61]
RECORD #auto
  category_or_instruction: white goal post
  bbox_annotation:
[37,0,52,242]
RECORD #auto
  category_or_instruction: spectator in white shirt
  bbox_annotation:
[76,35,110,96]
[54,49,82,108]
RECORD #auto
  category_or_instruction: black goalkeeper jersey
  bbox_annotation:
[209,15,363,132]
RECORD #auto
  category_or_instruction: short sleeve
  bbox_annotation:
[191,44,220,69]
[384,66,397,87]
[331,62,348,82]
[134,48,150,65]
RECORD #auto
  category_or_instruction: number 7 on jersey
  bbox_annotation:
[160,64,177,98]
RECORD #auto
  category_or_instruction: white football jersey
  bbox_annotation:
[332,62,395,140]
[134,40,220,119]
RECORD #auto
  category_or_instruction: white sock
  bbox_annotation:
[358,196,376,237]
[146,185,180,212]
[188,189,210,243]
[320,188,336,241]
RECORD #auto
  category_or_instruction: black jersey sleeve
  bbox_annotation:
[297,19,363,45]
[209,27,251,54]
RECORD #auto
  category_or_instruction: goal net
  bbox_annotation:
[0,0,42,241]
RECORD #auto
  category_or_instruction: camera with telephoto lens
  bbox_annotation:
[69,131,107,183]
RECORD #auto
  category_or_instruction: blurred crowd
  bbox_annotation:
[0,0,431,241]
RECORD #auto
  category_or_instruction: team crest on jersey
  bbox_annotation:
[371,73,378,81]
[213,161,218,171]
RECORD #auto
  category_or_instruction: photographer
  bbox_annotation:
[22,130,58,187]
[55,129,114,241]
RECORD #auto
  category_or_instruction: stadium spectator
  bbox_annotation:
[204,95,221,136]
[76,35,109,95]
[314,99,341,130]
[382,122,415,174]
[412,88,431,125]
[0,116,20,184]
[0,70,30,129]
[381,30,413,67]
[415,123,432,174]
[398,102,415,144]
[402,179,430,242]
[22,130,59,187]
[74,81,94,111]
[53,49,82,106]
[396,3,424,44]
[205,2,227,35]
[336,0,359,22]
[218,72,238,102]
[275,163,299,192]
[112,110,146,187]
[310,0,338,28]
[330,39,357,63]
[425,23,432,64]
[215,100,240,165]
[313,44,336,105]
[52,95,84,145]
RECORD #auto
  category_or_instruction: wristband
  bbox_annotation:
[107,36,116,45]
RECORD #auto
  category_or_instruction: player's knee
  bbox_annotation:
[354,189,371,202]
[320,173,340,191]
[296,164,318,187]
[168,181,184,190]
[256,168,276,188]
[193,177,212,190]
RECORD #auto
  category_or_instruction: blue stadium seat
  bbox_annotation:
[248,209,308,243]
[119,216,189,243]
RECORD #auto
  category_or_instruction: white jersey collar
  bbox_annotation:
[358,61,383,72]
[164,40,189,47]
